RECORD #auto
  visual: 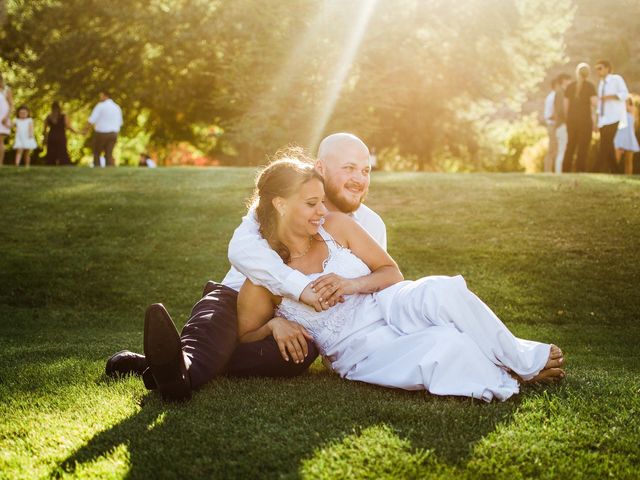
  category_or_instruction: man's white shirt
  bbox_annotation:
[544,90,556,126]
[597,74,629,128]
[88,99,123,133]
[222,203,387,299]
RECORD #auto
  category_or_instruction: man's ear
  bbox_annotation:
[315,160,325,177]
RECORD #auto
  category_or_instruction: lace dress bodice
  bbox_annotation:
[276,227,376,354]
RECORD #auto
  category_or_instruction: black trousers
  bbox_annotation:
[92,132,118,167]
[180,281,319,390]
[563,122,592,172]
[596,122,620,173]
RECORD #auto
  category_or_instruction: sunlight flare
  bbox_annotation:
[307,0,379,152]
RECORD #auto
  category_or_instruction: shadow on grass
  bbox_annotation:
[51,373,522,479]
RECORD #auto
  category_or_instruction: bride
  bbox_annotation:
[237,155,565,401]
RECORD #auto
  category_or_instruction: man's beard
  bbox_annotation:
[324,179,367,213]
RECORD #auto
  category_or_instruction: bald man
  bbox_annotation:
[106,134,387,401]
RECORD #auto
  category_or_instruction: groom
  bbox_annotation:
[107,133,387,400]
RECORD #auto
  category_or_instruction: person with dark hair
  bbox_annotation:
[86,91,122,167]
[43,101,75,166]
[563,63,597,172]
[543,77,558,173]
[553,73,571,174]
[595,60,629,173]
[106,134,385,401]
[138,152,157,167]
[236,157,565,402]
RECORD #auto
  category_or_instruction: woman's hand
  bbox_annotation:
[311,273,357,308]
[268,316,314,364]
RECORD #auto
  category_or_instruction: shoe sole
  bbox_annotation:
[143,303,191,401]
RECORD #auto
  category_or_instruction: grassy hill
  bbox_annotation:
[0,167,638,479]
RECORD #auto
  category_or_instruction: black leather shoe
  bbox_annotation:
[105,350,147,378]
[143,303,191,401]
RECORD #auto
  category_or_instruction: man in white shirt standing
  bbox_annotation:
[595,60,629,173]
[86,91,123,167]
[543,77,558,173]
[106,133,387,401]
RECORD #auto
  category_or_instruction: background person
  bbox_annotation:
[13,105,37,167]
[563,63,597,172]
[614,97,639,175]
[595,60,629,173]
[86,90,122,167]
[0,74,12,165]
[543,77,558,173]
[43,101,75,166]
[553,74,571,174]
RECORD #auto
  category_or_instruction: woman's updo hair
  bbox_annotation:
[252,147,323,263]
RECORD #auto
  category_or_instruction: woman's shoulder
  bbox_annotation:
[323,211,358,230]
[322,212,359,245]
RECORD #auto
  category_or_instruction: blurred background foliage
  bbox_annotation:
[0,0,638,170]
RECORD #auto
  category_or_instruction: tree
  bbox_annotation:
[1,0,574,169]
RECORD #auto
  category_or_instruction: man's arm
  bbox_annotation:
[84,104,99,135]
[614,75,629,101]
[228,209,315,301]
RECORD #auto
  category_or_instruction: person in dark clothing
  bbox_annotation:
[563,63,597,172]
[106,134,386,401]
[43,102,76,166]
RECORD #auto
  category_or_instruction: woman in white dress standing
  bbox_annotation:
[13,105,38,167]
[237,155,565,402]
[0,74,12,166]
[614,97,639,175]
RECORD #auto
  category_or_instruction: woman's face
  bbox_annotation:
[280,178,327,236]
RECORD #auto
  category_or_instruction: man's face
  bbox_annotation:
[99,92,108,102]
[319,144,371,214]
[595,64,609,79]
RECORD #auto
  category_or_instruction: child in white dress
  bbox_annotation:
[13,105,38,167]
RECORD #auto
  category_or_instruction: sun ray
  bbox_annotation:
[306,0,379,152]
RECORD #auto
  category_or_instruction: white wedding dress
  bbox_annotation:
[276,227,551,402]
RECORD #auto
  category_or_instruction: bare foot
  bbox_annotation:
[544,344,564,369]
[523,367,565,384]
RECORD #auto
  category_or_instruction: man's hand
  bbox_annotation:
[311,273,356,308]
[268,316,313,364]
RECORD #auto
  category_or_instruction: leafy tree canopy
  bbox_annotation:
[1,0,577,169]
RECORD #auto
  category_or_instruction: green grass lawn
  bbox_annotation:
[1,167,639,479]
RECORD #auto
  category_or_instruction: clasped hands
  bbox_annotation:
[300,273,357,312]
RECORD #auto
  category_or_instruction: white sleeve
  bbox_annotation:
[615,76,629,101]
[88,104,100,125]
[227,210,311,300]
